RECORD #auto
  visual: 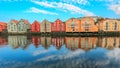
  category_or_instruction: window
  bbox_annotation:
[106,22,108,30]
[114,22,117,30]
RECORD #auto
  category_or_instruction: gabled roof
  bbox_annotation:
[19,19,30,25]
[32,20,40,24]
[42,19,50,23]
[11,20,18,24]
[0,22,7,25]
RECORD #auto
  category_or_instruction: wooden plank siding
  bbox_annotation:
[99,19,120,32]
[65,18,81,32]
[41,19,51,33]
[31,20,40,32]
[80,17,98,32]
[51,19,65,32]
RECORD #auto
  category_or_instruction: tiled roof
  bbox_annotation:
[11,20,18,24]
[0,22,7,25]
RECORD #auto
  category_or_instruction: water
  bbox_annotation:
[0,36,120,68]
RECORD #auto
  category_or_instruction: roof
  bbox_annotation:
[0,22,7,25]
[11,20,18,24]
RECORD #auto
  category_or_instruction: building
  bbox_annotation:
[31,20,40,32]
[41,19,51,33]
[66,18,81,32]
[80,17,98,32]
[0,22,7,32]
[7,20,18,33]
[99,19,120,32]
[17,19,30,33]
[51,19,65,32]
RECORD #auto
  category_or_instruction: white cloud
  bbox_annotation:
[107,48,120,61]
[109,4,120,14]
[32,1,95,16]
[36,49,85,61]
[26,7,58,15]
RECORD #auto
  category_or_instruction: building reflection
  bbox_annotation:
[0,36,7,47]
[65,37,80,50]
[32,36,41,48]
[98,37,120,50]
[8,36,31,49]
[0,35,118,50]
[51,37,65,49]
[65,37,98,50]
[41,37,51,49]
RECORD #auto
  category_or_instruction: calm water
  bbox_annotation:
[0,36,120,68]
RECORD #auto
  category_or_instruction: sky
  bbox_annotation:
[0,0,120,23]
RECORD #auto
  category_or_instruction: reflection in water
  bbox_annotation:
[0,36,120,50]
[0,36,120,68]
[8,36,31,49]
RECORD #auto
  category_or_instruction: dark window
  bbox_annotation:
[106,22,108,30]
[114,22,117,30]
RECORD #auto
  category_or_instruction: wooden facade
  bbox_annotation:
[17,19,30,33]
[66,18,81,32]
[80,17,98,32]
[0,22,7,32]
[7,20,18,33]
[99,19,120,32]
[31,20,40,32]
[51,19,65,32]
[41,19,51,33]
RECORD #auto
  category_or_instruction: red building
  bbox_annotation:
[51,19,65,32]
[0,22,7,32]
[31,20,40,32]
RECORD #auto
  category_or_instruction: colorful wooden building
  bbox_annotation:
[0,22,7,32]
[17,19,30,33]
[99,19,120,32]
[66,18,81,32]
[31,20,40,32]
[7,20,18,33]
[51,19,65,32]
[80,17,98,32]
[41,19,51,33]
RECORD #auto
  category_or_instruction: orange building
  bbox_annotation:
[66,18,81,32]
[80,17,98,32]
[99,19,120,32]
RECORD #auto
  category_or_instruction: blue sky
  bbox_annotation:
[0,0,120,23]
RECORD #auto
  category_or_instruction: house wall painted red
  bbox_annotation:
[0,22,7,32]
[31,20,40,32]
[51,19,65,32]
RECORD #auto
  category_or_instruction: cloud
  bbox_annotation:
[109,4,120,14]
[26,7,58,15]
[32,1,95,16]
[107,48,120,61]
[36,49,85,61]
